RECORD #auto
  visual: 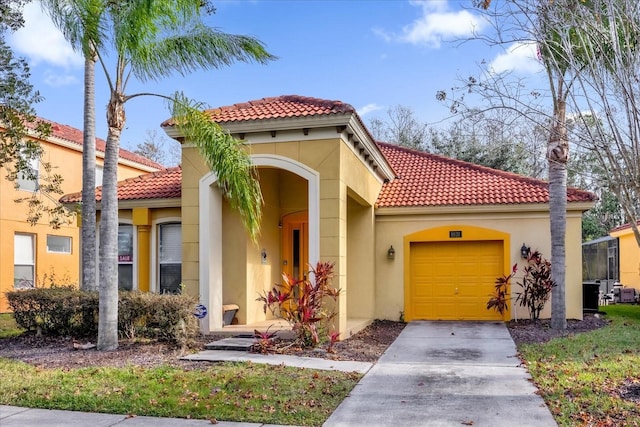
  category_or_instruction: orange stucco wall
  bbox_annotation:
[0,135,156,312]
[610,227,640,291]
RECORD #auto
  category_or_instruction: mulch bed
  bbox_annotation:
[506,313,609,345]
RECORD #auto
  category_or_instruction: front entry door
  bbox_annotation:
[281,211,309,282]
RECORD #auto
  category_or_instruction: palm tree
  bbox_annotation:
[41,0,105,291]
[476,0,605,330]
[45,0,274,350]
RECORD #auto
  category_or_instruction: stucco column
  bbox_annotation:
[132,208,151,292]
[320,179,347,336]
[136,225,151,292]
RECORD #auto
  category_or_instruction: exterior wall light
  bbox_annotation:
[521,243,531,259]
[387,245,395,260]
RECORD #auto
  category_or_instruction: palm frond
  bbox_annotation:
[41,0,107,55]
[170,93,262,242]
[129,25,276,82]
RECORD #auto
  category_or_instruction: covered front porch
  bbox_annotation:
[171,97,395,339]
[195,150,379,339]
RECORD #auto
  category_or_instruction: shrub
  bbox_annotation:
[487,264,517,317]
[251,327,278,354]
[7,287,98,336]
[119,292,200,346]
[515,250,556,321]
[257,261,340,348]
[6,288,199,345]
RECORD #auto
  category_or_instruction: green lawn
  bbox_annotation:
[519,305,640,426]
[0,313,23,338]
[0,357,360,426]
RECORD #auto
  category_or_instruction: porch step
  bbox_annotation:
[205,337,255,351]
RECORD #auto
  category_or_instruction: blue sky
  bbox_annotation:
[9,0,542,154]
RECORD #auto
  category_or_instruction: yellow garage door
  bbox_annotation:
[409,240,505,321]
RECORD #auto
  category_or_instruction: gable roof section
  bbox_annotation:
[29,117,163,170]
[60,167,181,204]
[207,95,356,122]
[376,143,596,208]
[162,95,355,126]
[610,221,640,234]
[162,95,395,182]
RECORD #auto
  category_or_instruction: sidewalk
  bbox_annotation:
[0,405,292,427]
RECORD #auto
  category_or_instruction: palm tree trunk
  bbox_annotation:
[97,91,125,351]
[548,97,569,331]
[81,54,97,292]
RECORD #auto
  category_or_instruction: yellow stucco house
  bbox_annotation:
[609,223,640,291]
[63,95,596,336]
[0,118,161,312]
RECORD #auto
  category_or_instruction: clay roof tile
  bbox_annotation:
[376,143,596,208]
[60,167,181,204]
[162,95,355,126]
[30,118,164,170]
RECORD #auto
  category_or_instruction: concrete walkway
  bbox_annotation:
[182,350,372,374]
[0,405,289,426]
[324,321,557,427]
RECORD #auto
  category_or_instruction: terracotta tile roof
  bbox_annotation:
[60,167,181,204]
[610,221,640,233]
[162,95,355,126]
[32,117,163,169]
[376,143,596,208]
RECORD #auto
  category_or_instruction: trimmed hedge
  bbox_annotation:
[6,288,199,346]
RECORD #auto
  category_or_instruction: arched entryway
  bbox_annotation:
[198,154,319,332]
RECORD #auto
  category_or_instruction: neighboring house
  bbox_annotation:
[609,223,640,291]
[582,235,619,295]
[64,95,596,336]
[0,118,162,312]
[60,167,182,294]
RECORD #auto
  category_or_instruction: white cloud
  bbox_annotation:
[489,42,543,74]
[43,71,79,87]
[9,2,83,69]
[377,0,487,48]
[358,103,385,116]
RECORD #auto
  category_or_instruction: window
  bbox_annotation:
[17,156,39,192]
[14,234,35,289]
[159,223,181,294]
[95,164,103,187]
[47,235,72,254]
[118,224,134,291]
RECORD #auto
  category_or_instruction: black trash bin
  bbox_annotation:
[583,282,600,313]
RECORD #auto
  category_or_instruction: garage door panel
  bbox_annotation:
[413,283,433,298]
[412,300,435,318]
[409,240,505,321]
[429,284,453,297]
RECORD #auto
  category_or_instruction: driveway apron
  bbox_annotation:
[324,321,557,427]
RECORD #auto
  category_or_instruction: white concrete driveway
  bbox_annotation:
[324,321,557,427]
